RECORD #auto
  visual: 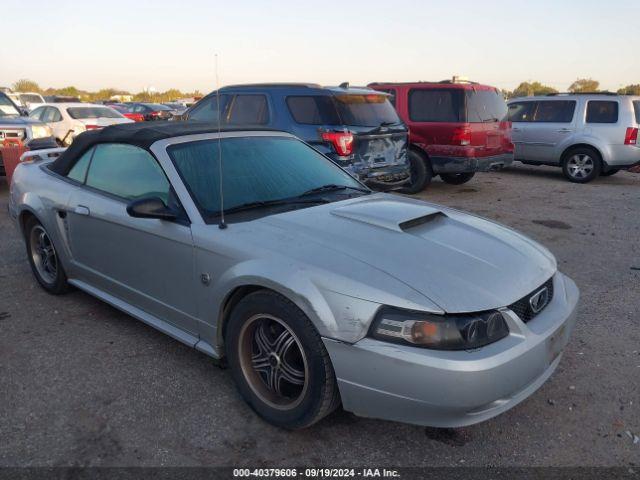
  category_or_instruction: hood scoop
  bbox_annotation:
[331,198,446,232]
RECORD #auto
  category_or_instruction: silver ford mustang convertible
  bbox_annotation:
[9,122,579,429]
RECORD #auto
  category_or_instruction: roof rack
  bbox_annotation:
[222,83,321,89]
[546,91,618,96]
[369,77,480,86]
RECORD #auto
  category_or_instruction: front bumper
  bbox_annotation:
[323,272,579,428]
[431,153,514,174]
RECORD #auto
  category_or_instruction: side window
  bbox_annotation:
[508,102,536,122]
[286,96,341,125]
[408,89,464,122]
[586,101,619,123]
[634,101,640,124]
[67,147,94,183]
[85,144,170,203]
[188,94,228,122]
[49,107,63,122]
[532,101,576,123]
[226,94,269,125]
[29,107,45,120]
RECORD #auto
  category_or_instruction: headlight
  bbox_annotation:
[369,306,509,350]
[30,125,52,139]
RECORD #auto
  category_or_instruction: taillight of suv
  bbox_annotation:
[624,127,638,145]
[451,126,471,146]
[321,131,354,156]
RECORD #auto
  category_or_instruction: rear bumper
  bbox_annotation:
[345,163,411,189]
[431,153,514,174]
[605,145,640,168]
[323,272,579,428]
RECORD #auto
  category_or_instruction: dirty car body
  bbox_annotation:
[9,122,579,428]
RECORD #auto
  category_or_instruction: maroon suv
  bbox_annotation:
[370,79,514,192]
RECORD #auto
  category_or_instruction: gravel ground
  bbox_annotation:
[0,164,639,468]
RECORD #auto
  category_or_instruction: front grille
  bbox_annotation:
[508,277,554,323]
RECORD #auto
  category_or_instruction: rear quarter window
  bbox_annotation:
[408,89,464,122]
[286,96,341,125]
[633,101,640,124]
[586,101,618,124]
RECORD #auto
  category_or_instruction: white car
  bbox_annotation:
[29,103,133,146]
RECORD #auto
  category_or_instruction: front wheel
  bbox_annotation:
[24,217,70,294]
[225,291,340,429]
[440,172,475,185]
[562,148,602,183]
[398,150,432,194]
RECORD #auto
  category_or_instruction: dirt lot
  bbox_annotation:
[1,164,639,468]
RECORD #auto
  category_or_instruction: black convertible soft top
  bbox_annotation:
[48,121,280,175]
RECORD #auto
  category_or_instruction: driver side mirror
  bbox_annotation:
[126,197,177,220]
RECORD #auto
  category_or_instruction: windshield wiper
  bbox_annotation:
[298,184,371,197]
[220,197,329,216]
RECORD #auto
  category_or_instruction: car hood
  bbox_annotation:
[0,116,42,126]
[262,194,556,313]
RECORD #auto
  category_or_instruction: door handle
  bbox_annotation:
[512,128,522,132]
[557,128,573,133]
[74,205,90,216]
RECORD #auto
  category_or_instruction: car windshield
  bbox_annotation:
[333,94,401,127]
[67,107,122,119]
[168,136,367,222]
[0,95,20,116]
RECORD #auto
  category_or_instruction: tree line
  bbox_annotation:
[503,78,640,98]
[8,79,202,103]
[8,77,640,102]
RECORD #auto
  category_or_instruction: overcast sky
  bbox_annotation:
[1,0,638,93]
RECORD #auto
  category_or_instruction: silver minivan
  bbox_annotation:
[508,93,640,182]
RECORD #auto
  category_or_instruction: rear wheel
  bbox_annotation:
[562,147,602,183]
[399,150,432,194]
[24,217,69,294]
[440,172,476,185]
[601,169,620,177]
[225,290,340,429]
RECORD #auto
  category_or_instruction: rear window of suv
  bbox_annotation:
[286,93,399,127]
[466,89,508,122]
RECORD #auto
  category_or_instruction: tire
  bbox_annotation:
[24,216,70,295]
[440,172,476,185]
[601,169,620,177]
[562,147,602,183]
[225,290,340,429]
[398,149,432,194]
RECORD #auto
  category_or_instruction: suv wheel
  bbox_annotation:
[24,216,70,294]
[225,290,340,429]
[399,150,432,194]
[562,147,602,183]
[440,172,475,185]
